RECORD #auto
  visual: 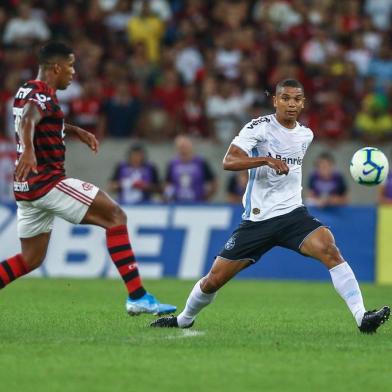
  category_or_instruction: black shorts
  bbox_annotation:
[219,206,325,263]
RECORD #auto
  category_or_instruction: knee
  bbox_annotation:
[109,205,127,226]
[23,253,45,271]
[319,242,344,268]
[200,274,222,294]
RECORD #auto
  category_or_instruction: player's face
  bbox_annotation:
[273,87,305,122]
[56,54,75,90]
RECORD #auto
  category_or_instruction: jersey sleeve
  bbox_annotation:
[306,127,314,144]
[231,118,267,156]
[26,89,54,118]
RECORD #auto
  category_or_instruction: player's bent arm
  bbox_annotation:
[15,103,42,181]
[64,123,99,153]
[64,123,82,136]
[223,144,289,175]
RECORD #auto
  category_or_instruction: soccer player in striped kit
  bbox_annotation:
[1,42,176,316]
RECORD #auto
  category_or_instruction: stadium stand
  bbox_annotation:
[1,0,392,203]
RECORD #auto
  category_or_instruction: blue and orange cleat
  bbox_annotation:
[126,292,177,316]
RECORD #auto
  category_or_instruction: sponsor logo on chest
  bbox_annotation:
[267,152,303,166]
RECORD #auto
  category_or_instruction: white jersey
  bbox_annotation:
[231,114,314,222]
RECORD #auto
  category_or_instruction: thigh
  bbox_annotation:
[218,220,275,263]
[40,178,99,225]
[81,190,123,228]
[276,207,325,253]
[17,200,54,238]
[299,226,344,268]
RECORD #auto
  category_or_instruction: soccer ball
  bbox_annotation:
[350,147,389,186]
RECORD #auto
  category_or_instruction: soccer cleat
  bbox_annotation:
[126,292,176,316]
[358,306,390,334]
[150,315,194,329]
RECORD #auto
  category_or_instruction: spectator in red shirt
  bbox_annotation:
[149,69,185,118]
[179,84,208,138]
[315,91,350,141]
[70,78,104,139]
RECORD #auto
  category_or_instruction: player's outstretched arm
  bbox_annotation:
[223,144,289,175]
[15,103,41,181]
[64,124,99,153]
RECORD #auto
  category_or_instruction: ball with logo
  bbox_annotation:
[349,147,389,186]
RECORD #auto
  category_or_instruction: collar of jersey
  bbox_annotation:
[271,114,299,132]
[28,79,55,96]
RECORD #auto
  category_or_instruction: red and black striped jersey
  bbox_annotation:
[13,80,66,201]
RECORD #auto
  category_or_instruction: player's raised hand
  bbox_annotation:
[15,149,38,181]
[265,157,289,175]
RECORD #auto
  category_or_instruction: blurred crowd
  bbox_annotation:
[108,136,218,204]
[1,0,392,145]
[2,0,392,204]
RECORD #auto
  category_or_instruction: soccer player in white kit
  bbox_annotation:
[151,79,390,333]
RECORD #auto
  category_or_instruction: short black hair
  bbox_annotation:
[275,79,304,95]
[38,42,73,65]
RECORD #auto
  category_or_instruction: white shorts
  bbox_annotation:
[17,178,99,238]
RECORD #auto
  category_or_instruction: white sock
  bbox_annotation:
[177,279,217,327]
[329,262,366,326]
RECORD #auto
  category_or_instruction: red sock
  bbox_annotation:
[106,224,146,300]
[0,254,31,289]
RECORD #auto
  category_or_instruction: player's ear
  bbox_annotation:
[301,97,305,109]
[53,63,61,74]
[273,95,277,108]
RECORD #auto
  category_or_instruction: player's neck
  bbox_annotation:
[274,114,296,129]
[36,70,58,91]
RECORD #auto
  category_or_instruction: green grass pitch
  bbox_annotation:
[0,278,391,392]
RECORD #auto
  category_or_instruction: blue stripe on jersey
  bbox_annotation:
[243,148,258,219]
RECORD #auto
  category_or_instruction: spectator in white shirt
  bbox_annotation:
[3,1,50,45]
[132,0,172,22]
[345,35,371,76]
[215,32,242,80]
[175,39,204,85]
[364,0,392,31]
[206,77,248,143]
[301,29,338,66]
